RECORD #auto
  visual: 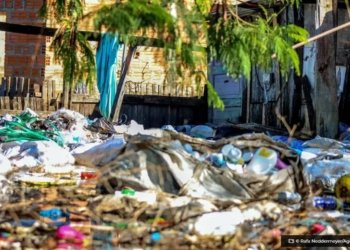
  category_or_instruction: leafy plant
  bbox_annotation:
[40,0,95,93]
[41,0,309,110]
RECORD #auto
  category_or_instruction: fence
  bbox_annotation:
[0,77,208,127]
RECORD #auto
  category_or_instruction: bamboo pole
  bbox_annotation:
[272,21,350,58]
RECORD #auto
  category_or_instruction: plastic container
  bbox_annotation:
[39,208,69,221]
[80,172,98,180]
[277,191,302,204]
[210,153,225,167]
[242,151,254,162]
[334,174,350,202]
[221,144,242,163]
[306,160,350,192]
[245,147,278,175]
[183,144,193,154]
[312,196,344,210]
[56,225,84,243]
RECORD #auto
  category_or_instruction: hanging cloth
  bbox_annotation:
[96,33,120,119]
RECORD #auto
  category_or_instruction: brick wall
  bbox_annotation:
[0,0,46,84]
[0,0,206,96]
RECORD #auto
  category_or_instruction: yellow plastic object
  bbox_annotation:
[334,174,350,202]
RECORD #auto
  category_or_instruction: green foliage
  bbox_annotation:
[208,14,308,80]
[207,81,224,110]
[40,0,95,91]
[94,0,175,44]
[43,0,309,111]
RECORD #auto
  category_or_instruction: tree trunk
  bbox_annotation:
[314,0,338,138]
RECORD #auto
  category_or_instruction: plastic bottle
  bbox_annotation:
[245,147,278,175]
[277,191,302,204]
[40,208,69,221]
[183,144,193,154]
[242,151,254,162]
[221,144,242,163]
[210,153,225,167]
[311,196,350,210]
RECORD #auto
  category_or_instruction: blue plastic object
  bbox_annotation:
[96,33,120,119]
[39,208,69,221]
[271,135,304,152]
[150,231,161,242]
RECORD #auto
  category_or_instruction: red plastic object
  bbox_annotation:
[311,223,326,234]
[80,172,98,180]
[270,228,281,238]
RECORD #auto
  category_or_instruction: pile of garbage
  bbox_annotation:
[0,108,349,249]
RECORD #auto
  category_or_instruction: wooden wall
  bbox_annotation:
[70,89,207,128]
[0,76,208,128]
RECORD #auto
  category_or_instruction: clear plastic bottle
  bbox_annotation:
[277,191,302,204]
[221,144,242,163]
[245,147,278,175]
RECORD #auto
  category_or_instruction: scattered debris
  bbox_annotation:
[0,109,348,249]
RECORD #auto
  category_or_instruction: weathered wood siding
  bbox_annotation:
[0,76,207,128]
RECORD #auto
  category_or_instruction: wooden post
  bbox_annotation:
[42,80,48,111]
[314,0,338,138]
[110,46,137,122]
[339,55,350,123]
[62,81,70,109]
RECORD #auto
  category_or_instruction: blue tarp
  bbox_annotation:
[96,33,120,119]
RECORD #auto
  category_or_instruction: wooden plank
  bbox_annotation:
[291,76,302,126]
[111,46,137,122]
[23,78,30,96]
[302,76,316,132]
[71,103,79,114]
[4,96,10,109]
[29,97,35,110]
[42,80,48,111]
[123,95,206,106]
[52,80,57,99]
[17,77,24,97]
[23,78,30,110]
[33,83,41,97]
[9,77,17,98]
[0,21,179,47]
[0,97,4,109]
[339,57,350,123]
[9,77,16,110]
[47,79,53,109]
[5,76,11,96]
[13,96,19,110]
[18,96,23,110]
[24,93,29,109]
[0,77,6,96]
[314,0,338,137]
